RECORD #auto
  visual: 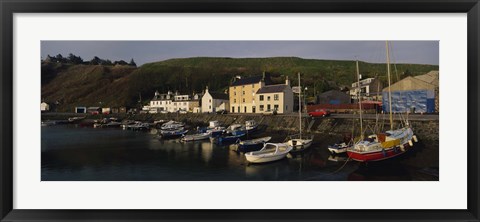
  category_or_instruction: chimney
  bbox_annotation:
[285,76,290,86]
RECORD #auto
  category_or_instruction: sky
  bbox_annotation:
[41,41,439,66]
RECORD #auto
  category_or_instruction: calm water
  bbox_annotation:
[41,125,434,181]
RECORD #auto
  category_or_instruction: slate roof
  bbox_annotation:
[231,74,274,86]
[256,84,289,94]
[209,92,229,100]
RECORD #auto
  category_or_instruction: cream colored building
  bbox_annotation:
[229,73,293,114]
[229,73,273,113]
[40,102,50,112]
[255,83,294,114]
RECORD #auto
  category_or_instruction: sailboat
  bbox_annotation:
[346,41,419,162]
[284,72,314,153]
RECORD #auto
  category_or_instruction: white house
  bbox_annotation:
[40,102,50,112]
[201,86,229,113]
[144,90,201,113]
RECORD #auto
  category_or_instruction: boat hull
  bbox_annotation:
[347,143,412,162]
[245,153,288,163]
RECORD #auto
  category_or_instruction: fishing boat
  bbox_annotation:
[245,143,293,163]
[328,142,353,154]
[181,132,212,142]
[158,129,189,140]
[245,120,258,133]
[235,136,272,152]
[217,132,246,144]
[346,41,418,162]
[128,122,150,131]
[284,72,314,153]
[160,121,185,130]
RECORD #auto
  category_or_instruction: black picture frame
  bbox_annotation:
[1,0,479,221]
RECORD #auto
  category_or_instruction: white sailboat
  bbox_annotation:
[284,72,314,152]
[347,41,419,162]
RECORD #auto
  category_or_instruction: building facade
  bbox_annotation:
[382,70,439,113]
[255,83,294,114]
[201,87,229,113]
[40,102,50,112]
[144,90,201,113]
[350,77,383,101]
[228,73,294,114]
[228,73,273,113]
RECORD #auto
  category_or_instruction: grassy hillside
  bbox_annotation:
[41,57,438,112]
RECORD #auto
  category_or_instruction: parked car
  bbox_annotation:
[308,109,330,117]
[263,109,278,115]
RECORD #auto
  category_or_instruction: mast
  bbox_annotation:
[386,41,393,131]
[356,60,363,140]
[298,72,302,139]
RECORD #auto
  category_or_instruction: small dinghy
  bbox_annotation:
[245,143,293,163]
[235,136,271,152]
[218,132,246,144]
[159,129,189,140]
[181,132,211,142]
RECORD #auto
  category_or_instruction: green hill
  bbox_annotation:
[41,57,438,112]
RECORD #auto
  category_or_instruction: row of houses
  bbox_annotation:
[142,73,295,114]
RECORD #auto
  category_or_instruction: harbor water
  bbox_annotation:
[41,125,438,181]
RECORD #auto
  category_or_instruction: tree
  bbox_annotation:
[55,54,66,63]
[67,53,83,64]
[129,58,137,67]
[90,56,102,65]
[114,60,128,65]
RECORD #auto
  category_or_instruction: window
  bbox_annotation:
[234,92,236,96]
[209,105,211,109]
[259,95,264,101]
[183,102,186,105]
[234,99,236,103]
[286,105,288,111]
[259,105,264,111]
[274,94,279,101]
[242,98,245,103]
[209,99,211,103]
[252,106,256,113]
[232,106,235,113]
[267,96,271,101]
[274,105,279,110]
[267,104,271,110]
[242,91,245,95]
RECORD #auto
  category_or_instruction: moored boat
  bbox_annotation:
[245,120,258,133]
[328,142,353,154]
[284,72,314,153]
[245,143,293,163]
[346,42,418,162]
[217,132,246,144]
[235,136,271,152]
[181,132,212,142]
[158,129,189,140]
